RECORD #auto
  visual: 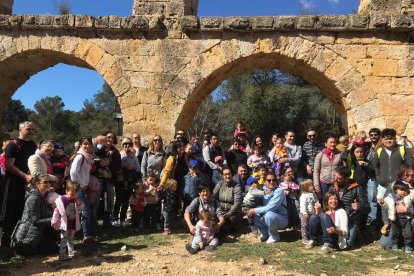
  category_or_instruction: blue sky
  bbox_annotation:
[11,0,359,111]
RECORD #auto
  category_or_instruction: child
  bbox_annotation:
[279,169,300,211]
[143,172,161,230]
[212,156,224,186]
[269,138,289,178]
[185,210,218,254]
[250,164,267,187]
[381,180,413,253]
[129,182,147,233]
[183,160,203,211]
[160,179,177,235]
[51,180,84,261]
[242,176,267,232]
[247,145,268,171]
[299,179,319,248]
[94,135,107,151]
[51,143,69,194]
[233,121,248,140]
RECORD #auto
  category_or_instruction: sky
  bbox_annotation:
[11,0,359,111]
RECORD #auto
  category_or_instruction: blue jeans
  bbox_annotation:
[367,179,379,221]
[321,214,338,247]
[254,211,288,241]
[347,221,359,248]
[320,182,332,198]
[78,190,91,237]
[309,214,323,244]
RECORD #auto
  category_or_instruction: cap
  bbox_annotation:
[121,137,132,145]
[54,143,64,150]
[189,159,199,169]
[401,133,408,137]
[392,180,409,191]
[246,176,260,186]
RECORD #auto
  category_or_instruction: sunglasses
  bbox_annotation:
[307,135,316,138]
[369,133,379,137]
[153,139,162,142]
[266,179,276,182]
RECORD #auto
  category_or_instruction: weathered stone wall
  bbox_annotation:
[133,0,198,16]
[359,0,414,15]
[0,0,13,15]
[2,1,414,139]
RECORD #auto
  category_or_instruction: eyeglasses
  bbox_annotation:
[266,179,276,182]
[369,133,379,137]
[40,181,51,184]
[153,139,162,142]
[307,135,316,138]
[106,136,114,139]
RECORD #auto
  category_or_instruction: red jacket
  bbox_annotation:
[130,192,145,212]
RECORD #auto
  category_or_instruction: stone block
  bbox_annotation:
[251,17,274,30]
[133,2,165,16]
[37,15,54,28]
[353,99,381,122]
[182,16,199,30]
[53,15,75,28]
[336,69,365,96]
[200,17,223,30]
[8,15,22,27]
[223,17,251,30]
[397,59,414,77]
[75,15,95,28]
[108,16,121,29]
[22,15,37,28]
[0,15,9,27]
[372,59,398,76]
[390,15,414,29]
[121,16,149,30]
[166,2,184,17]
[348,15,369,29]
[274,16,296,30]
[324,58,353,82]
[369,15,389,28]
[296,16,317,29]
[95,16,109,29]
[317,15,347,30]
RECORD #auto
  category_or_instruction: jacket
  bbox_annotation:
[51,195,83,231]
[313,150,342,193]
[254,187,288,218]
[13,188,52,255]
[329,181,370,224]
[372,145,413,187]
[183,172,203,199]
[28,154,58,182]
[141,150,166,181]
[382,193,414,223]
[70,154,92,189]
[213,180,242,215]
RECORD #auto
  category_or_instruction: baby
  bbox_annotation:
[185,210,218,254]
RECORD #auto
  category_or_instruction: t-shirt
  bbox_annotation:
[61,195,76,230]
[4,138,37,178]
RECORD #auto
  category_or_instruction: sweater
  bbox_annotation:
[70,154,92,189]
[313,150,342,193]
[299,192,318,215]
[28,154,58,182]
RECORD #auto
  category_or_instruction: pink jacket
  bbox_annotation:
[51,196,83,231]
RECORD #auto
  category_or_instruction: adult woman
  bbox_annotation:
[313,133,342,199]
[309,191,348,253]
[13,174,59,255]
[141,134,166,182]
[251,135,266,154]
[28,140,58,182]
[269,133,280,149]
[70,136,94,243]
[225,138,248,174]
[213,168,243,234]
[102,131,122,227]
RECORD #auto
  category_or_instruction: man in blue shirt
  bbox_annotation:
[247,171,288,243]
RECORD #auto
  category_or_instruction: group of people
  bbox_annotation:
[0,121,413,261]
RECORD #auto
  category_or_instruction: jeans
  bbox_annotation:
[59,230,75,256]
[143,203,160,226]
[78,190,91,237]
[321,214,338,247]
[367,179,379,221]
[320,182,332,198]
[163,210,175,231]
[347,221,359,248]
[113,182,132,222]
[100,179,115,227]
[254,211,288,241]
[309,214,323,244]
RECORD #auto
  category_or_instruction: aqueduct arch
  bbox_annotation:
[1,0,414,138]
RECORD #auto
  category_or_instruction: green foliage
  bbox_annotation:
[189,70,344,147]
[2,99,30,132]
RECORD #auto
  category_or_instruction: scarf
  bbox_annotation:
[77,148,94,165]
[35,149,52,174]
[324,148,338,162]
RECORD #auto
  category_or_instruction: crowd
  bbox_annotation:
[0,121,413,261]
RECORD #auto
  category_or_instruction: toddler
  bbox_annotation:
[247,145,268,171]
[185,210,218,254]
[381,180,413,253]
[143,172,161,230]
[279,169,300,210]
[242,176,265,212]
[299,179,319,248]
[51,180,84,261]
[129,182,147,233]
[160,179,177,235]
[269,138,289,177]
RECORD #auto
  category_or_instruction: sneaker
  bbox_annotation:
[266,236,279,244]
[305,240,315,249]
[68,250,77,258]
[163,230,171,235]
[392,244,399,252]
[321,243,333,254]
[405,246,413,253]
[185,244,197,255]
[59,254,71,261]
[112,220,120,227]
[205,245,217,252]
[258,234,269,242]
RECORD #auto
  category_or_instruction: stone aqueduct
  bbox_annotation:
[1,0,414,138]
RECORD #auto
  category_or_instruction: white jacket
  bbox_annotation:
[28,154,57,181]
[382,193,413,222]
[333,208,348,250]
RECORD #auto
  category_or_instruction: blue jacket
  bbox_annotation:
[254,187,288,218]
[183,172,203,199]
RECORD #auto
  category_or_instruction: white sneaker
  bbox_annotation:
[112,220,120,227]
[258,234,269,242]
[266,236,279,244]
[305,240,315,249]
[321,243,333,254]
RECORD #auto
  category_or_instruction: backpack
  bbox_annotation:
[376,146,405,160]
[63,153,84,181]
[282,196,300,228]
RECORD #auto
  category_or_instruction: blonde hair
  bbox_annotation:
[66,180,81,193]
[300,179,314,193]
[148,134,164,152]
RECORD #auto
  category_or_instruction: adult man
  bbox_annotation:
[280,131,302,178]
[398,133,413,149]
[302,129,324,178]
[328,166,370,247]
[132,132,148,166]
[202,133,227,184]
[247,171,288,243]
[1,121,37,247]
[226,138,247,174]
[233,164,248,192]
[372,128,413,202]
[365,128,381,224]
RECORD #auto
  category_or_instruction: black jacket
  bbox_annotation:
[13,188,52,255]
[329,181,370,225]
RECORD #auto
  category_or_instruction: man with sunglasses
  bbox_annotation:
[1,121,37,247]
[246,171,289,243]
[302,129,324,178]
[365,128,381,225]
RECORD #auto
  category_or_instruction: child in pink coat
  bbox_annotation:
[52,180,84,261]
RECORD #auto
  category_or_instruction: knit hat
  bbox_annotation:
[54,143,64,150]
[392,180,409,192]
[246,176,260,186]
[189,159,199,169]
[94,145,109,161]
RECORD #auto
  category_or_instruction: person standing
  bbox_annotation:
[1,121,37,247]
[280,131,302,179]
[365,128,381,225]
[132,132,148,170]
[302,129,324,179]
[202,133,226,185]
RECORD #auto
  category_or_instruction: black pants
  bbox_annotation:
[1,177,26,247]
[391,218,413,247]
[143,203,160,226]
[131,211,143,228]
[113,182,132,222]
